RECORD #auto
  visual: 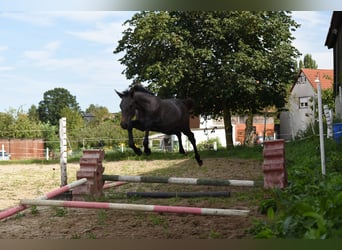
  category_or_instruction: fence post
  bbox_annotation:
[59,117,67,186]
[46,147,49,160]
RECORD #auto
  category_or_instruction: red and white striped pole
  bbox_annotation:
[20,199,250,217]
[0,178,87,221]
[103,181,127,189]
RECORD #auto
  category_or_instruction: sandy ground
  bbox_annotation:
[0,157,265,239]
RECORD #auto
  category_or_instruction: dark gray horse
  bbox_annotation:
[115,85,203,166]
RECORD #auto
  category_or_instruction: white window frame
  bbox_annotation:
[299,96,310,109]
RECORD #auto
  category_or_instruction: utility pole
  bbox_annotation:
[315,77,326,176]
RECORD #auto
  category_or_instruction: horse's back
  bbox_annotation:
[156,98,191,131]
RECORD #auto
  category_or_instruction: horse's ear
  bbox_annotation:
[115,90,124,98]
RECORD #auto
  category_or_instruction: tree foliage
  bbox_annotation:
[114,11,300,147]
[0,108,45,139]
[298,54,318,69]
[85,104,112,127]
[38,87,81,126]
[0,112,14,138]
[0,92,133,154]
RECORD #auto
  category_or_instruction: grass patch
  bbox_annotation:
[0,145,263,166]
[53,207,68,217]
[250,136,342,239]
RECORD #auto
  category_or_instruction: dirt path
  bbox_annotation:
[0,158,265,239]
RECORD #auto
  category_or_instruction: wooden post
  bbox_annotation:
[59,117,67,186]
[1,144,4,160]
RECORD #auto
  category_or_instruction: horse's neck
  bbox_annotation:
[134,92,160,115]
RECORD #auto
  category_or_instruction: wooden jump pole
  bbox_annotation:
[20,199,250,217]
[102,174,262,187]
[126,191,231,198]
[103,181,127,190]
[0,178,87,220]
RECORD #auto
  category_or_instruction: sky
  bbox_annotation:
[0,11,334,114]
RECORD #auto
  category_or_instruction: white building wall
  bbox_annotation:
[281,74,316,139]
[179,127,234,150]
[279,111,292,140]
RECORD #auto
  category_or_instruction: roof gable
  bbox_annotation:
[301,68,333,91]
[291,68,333,92]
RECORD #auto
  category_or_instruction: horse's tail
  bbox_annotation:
[183,98,194,111]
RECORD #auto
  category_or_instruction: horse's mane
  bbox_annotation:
[122,85,155,96]
[132,85,155,96]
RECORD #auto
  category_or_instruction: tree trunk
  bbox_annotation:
[244,112,254,146]
[223,106,233,149]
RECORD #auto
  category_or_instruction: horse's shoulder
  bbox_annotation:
[168,98,193,110]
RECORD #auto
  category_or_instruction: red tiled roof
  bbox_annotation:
[301,68,333,91]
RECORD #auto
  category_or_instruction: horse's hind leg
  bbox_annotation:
[175,132,185,154]
[183,130,203,166]
[143,130,151,155]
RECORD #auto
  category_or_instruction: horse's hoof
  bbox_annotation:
[197,160,203,166]
[134,148,142,156]
[144,149,151,156]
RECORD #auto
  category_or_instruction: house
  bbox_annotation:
[325,11,342,119]
[149,114,275,151]
[280,68,333,140]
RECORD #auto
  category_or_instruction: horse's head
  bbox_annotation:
[115,89,136,129]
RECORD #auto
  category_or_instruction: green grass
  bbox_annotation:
[104,146,263,163]
[0,143,263,166]
[250,136,342,239]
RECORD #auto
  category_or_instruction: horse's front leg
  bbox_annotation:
[143,130,151,155]
[127,123,142,156]
[183,129,203,166]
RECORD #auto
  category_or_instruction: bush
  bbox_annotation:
[251,137,342,239]
[197,137,222,151]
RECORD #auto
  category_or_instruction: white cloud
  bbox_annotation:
[311,51,333,69]
[1,11,135,27]
[66,20,128,45]
[0,11,134,112]
[0,12,55,26]
[0,66,14,71]
[0,45,8,52]
[292,11,331,27]
[49,11,120,23]
[24,41,61,60]
[292,11,333,69]
[0,45,8,62]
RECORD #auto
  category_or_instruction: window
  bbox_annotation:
[299,97,310,109]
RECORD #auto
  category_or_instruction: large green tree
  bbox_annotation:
[114,11,300,148]
[38,87,81,126]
